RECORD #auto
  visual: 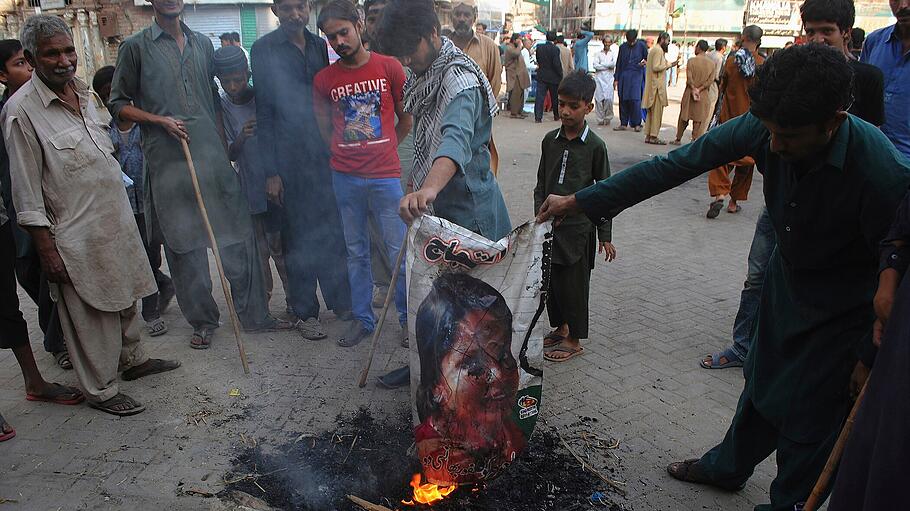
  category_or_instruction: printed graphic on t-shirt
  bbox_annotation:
[340,91,382,142]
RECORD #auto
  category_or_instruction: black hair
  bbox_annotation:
[800,0,854,32]
[414,272,513,422]
[364,0,386,12]
[657,31,670,43]
[625,29,638,39]
[510,32,521,42]
[374,0,439,57]
[546,30,557,42]
[231,31,241,42]
[749,43,852,128]
[219,32,232,42]
[850,27,865,48]
[696,39,709,52]
[742,24,763,43]
[91,65,115,93]
[477,22,487,30]
[317,0,360,30]
[555,34,565,44]
[0,39,22,74]
[714,38,728,51]
[558,69,596,102]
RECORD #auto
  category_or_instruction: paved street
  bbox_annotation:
[0,86,778,510]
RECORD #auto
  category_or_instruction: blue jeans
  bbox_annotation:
[730,207,776,360]
[331,172,407,330]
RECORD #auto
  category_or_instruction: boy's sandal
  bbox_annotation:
[544,331,565,348]
[54,351,73,370]
[146,318,168,337]
[0,412,15,442]
[544,345,584,362]
[699,348,744,369]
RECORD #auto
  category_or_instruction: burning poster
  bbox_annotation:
[407,215,552,486]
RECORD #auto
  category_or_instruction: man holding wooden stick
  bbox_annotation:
[537,43,910,510]
[6,16,180,416]
[109,0,291,349]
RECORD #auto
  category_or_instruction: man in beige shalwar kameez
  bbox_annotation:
[642,31,678,145]
[671,40,717,145]
[5,16,179,416]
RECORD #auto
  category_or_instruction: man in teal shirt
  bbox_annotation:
[538,44,910,510]
[371,0,511,388]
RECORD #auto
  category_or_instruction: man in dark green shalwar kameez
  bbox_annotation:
[537,44,910,511]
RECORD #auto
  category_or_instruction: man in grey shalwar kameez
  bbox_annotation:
[109,0,290,347]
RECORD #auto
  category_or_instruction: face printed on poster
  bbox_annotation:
[408,216,552,485]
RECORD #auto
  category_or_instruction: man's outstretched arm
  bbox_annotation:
[537,113,765,224]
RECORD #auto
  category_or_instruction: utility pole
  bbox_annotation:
[549,0,552,30]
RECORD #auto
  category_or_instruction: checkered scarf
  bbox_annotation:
[403,37,498,191]
[734,48,756,78]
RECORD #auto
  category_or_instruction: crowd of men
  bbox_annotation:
[0,0,909,508]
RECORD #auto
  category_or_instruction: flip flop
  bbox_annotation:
[190,329,213,350]
[645,138,668,145]
[699,348,744,369]
[88,393,146,417]
[544,331,565,348]
[706,199,724,219]
[544,345,584,362]
[667,459,746,491]
[727,205,742,214]
[0,413,15,442]
[121,359,181,381]
[26,383,85,405]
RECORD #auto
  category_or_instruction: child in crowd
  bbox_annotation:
[92,66,175,337]
[533,70,616,362]
[213,45,291,313]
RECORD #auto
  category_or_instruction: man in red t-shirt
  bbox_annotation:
[314,0,413,348]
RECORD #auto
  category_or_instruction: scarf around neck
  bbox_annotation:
[403,37,498,191]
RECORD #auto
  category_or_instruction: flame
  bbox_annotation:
[401,473,457,506]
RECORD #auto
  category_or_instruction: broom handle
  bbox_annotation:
[803,381,869,511]
[180,139,250,375]
[357,238,408,388]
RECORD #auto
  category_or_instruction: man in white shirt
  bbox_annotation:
[666,39,680,86]
[591,35,617,126]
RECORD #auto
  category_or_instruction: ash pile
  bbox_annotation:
[222,408,630,511]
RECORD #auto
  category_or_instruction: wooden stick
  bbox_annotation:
[803,382,869,511]
[346,495,395,511]
[357,239,408,388]
[180,139,250,375]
